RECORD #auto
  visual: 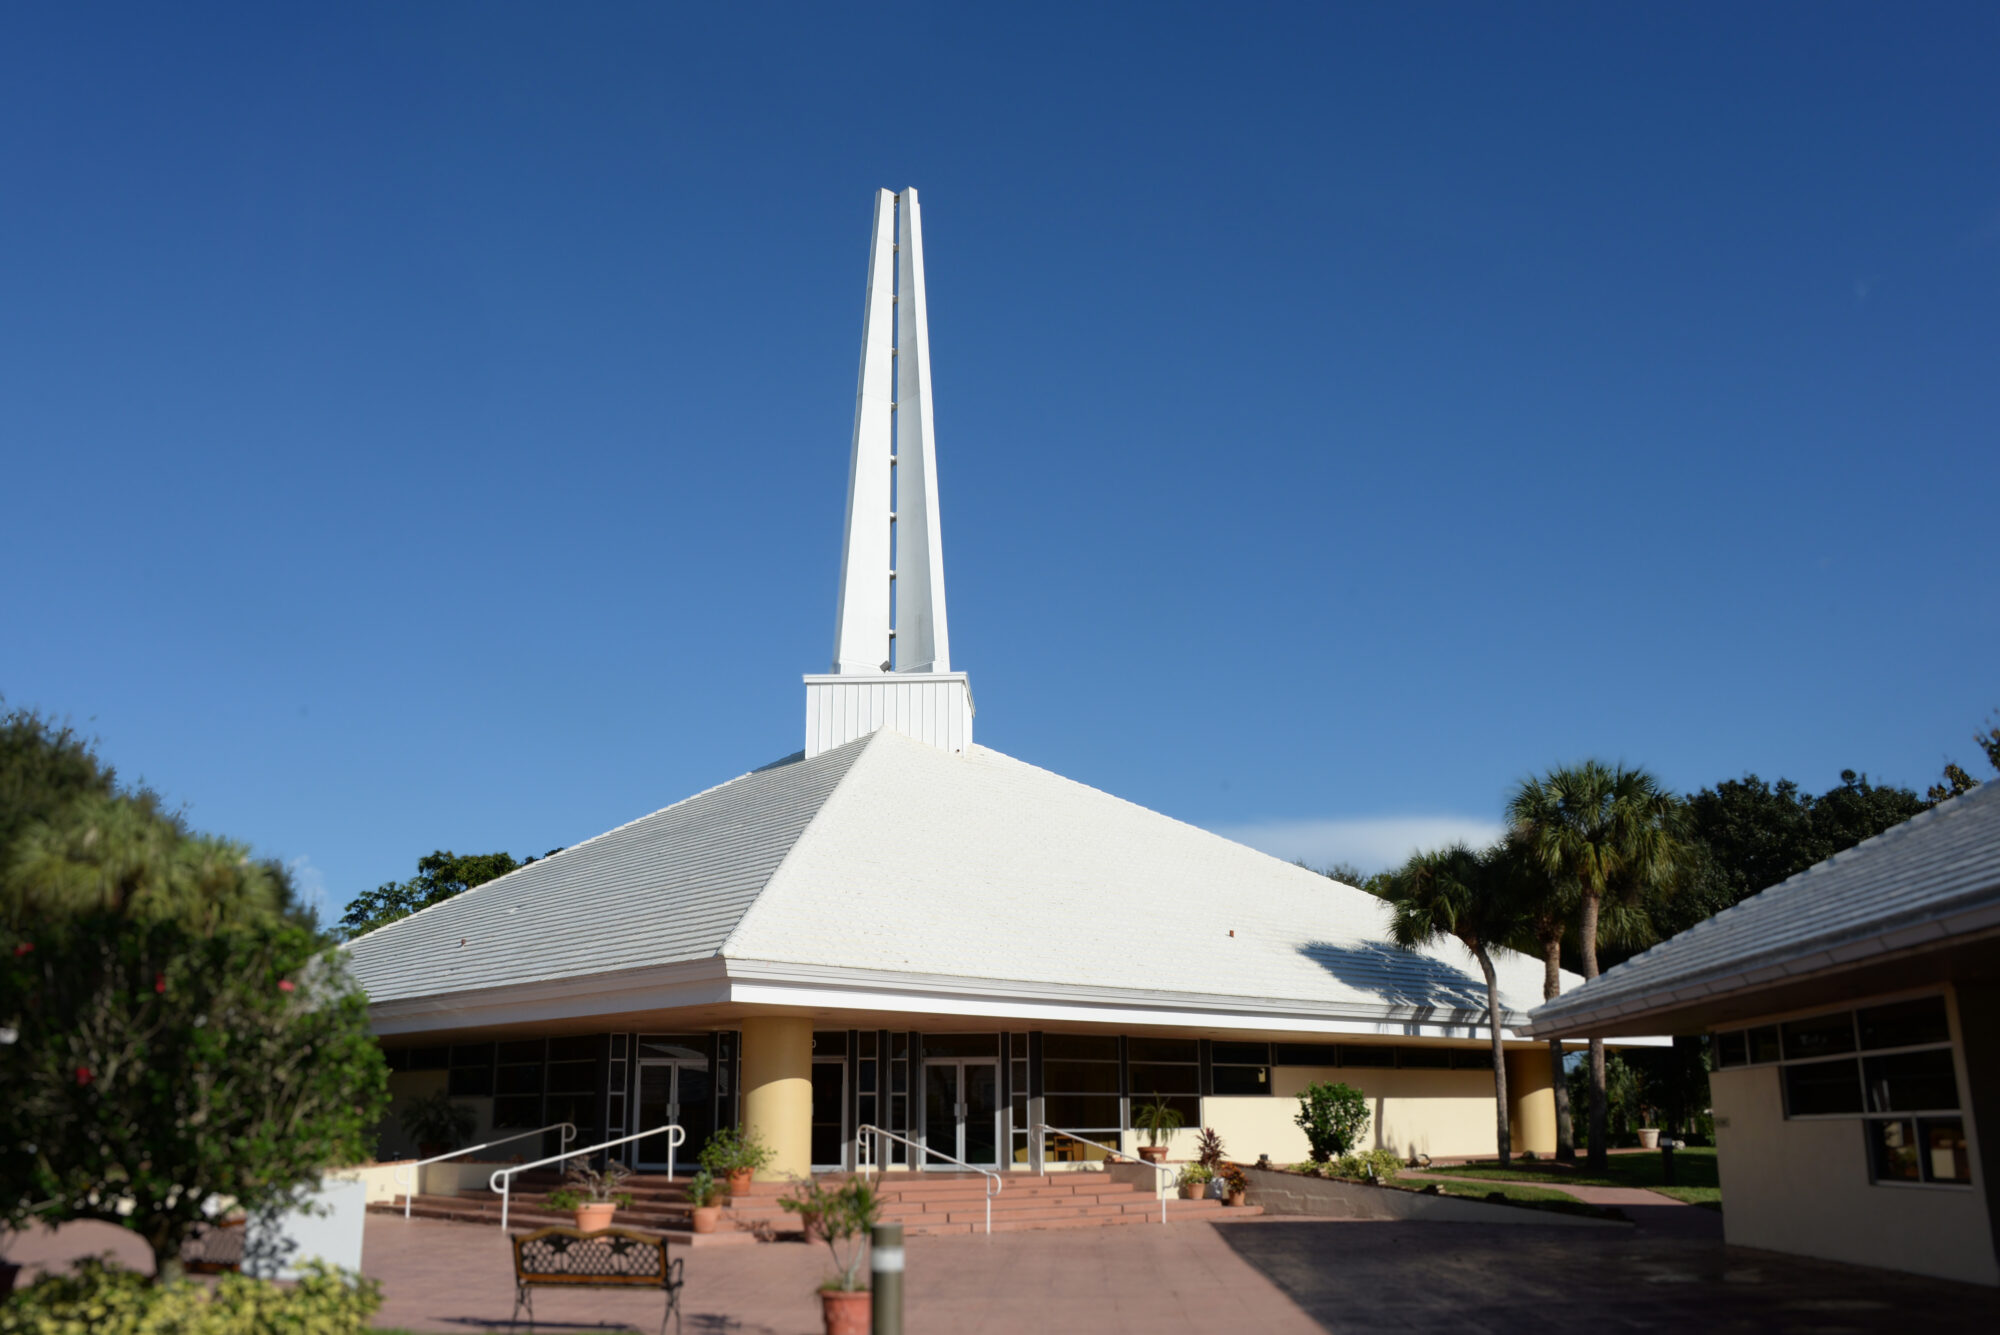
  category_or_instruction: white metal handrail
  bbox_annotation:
[854,1123,1003,1235]
[488,1124,684,1230]
[393,1122,576,1219]
[1031,1124,1174,1224]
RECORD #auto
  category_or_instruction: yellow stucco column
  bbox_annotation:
[1506,1048,1557,1157]
[740,1015,813,1180]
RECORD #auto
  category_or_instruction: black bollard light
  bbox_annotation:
[871,1221,903,1335]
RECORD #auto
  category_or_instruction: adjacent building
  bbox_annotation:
[344,188,1568,1181]
[1526,780,2000,1286]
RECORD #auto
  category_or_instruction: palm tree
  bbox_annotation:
[1485,834,1579,1163]
[1382,843,1528,1167]
[1508,761,1686,1172]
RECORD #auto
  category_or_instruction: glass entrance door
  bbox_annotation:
[634,1058,714,1173]
[922,1059,1000,1169]
[811,1058,848,1171]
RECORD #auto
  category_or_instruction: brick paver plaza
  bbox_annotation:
[360,1210,1993,1333]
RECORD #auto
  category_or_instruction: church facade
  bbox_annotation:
[344,189,1567,1180]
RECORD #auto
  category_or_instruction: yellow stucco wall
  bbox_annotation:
[1506,1048,1557,1157]
[741,1015,814,1180]
[1711,1063,1997,1286]
[1170,1067,1507,1164]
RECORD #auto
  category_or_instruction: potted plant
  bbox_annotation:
[1194,1127,1225,1173]
[544,1158,634,1232]
[1132,1095,1183,1164]
[686,1168,724,1234]
[1176,1162,1213,1200]
[1218,1163,1248,1207]
[700,1127,775,1198]
[781,1176,879,1335]
[398,1090,475,1160]
[778,1176,826,1242]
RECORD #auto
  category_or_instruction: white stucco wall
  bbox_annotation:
[1711,1065,1997,1286]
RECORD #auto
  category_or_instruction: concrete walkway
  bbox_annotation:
[1412,1173,1723,1241]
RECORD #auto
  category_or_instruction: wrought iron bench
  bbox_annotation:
[510,1226,683,1335]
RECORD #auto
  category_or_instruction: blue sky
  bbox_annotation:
[3,4,1995,920]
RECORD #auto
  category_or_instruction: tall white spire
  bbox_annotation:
[807,188,972,758]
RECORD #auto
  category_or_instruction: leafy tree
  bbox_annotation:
[1485,834,1580,1162]
[0,707,388,1282]
[337,847,561,938]
[1508,761,1687,1173]
[1928,709,2000,804]
[1293,1081,1370,1164]
[1382,843,1531,1166]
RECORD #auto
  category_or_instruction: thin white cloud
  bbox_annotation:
[1209,815,1507,875]
[288,854,330,920]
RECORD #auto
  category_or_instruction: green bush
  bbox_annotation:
[697,1127,773,1176]
[1332,1148,1403,1182]
[1293,1082,1370,1163]
[0,1259,380,1335]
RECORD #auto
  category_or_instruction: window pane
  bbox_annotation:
[1748,1027,1781,1064]
[493,1096,540,1129]
[1921,1118,1970,1183]
[1272,1043,1341,1067]
[498,1039,544,1064]
[812,1031,848,1055]
[1126,1062,1198,1095]
[1396,1047,1451,1069]
[1784,1058,1862,1115]
[547,1061,596,1095]
[1045,1094,1121,1128]
[1124,1095,1198,1128]
[450,1043,495,1068]
[859,1061,877,1094]
[1858,997,1951,1051]
[1212,1065,1269,1095]
[920,1033,996,1058]
[1043,1034,1117,1061]
[1010,1032,1028,1058]
[1128,1037,1199,1063]
[1340,1046,1396,1068]
[1452,1048,1494,1070]
[447,1066,493,1097]
[496,1064,542,1096]
[1863,1049,1959,1113]
[1045,1059,1121,1094]
[1212,1041,1270,1066]
[1869,1118,1921,1182]
[1781,1013,1855,1061]
[1714,1032,1747,1068]
[548,1035,598,1062]
[859,1032,878,1058]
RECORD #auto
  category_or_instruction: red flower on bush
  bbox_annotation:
[12,942,31,956]
[155,972,168,994]
[75,1066,93,1086]
[278,979,295,993]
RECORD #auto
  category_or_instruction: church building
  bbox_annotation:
[344,189,1568,1181]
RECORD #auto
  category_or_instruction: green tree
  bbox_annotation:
[1381,843,1530,1167]
[1508,761,1687,1173]
[0,708,388,1282]
[337,847,560,938]
[1928,709,2000,804]
[1485,834,1580,1162]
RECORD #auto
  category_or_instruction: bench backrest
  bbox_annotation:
[512,1226,670,1287]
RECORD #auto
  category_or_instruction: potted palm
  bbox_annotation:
[686,1168,724,1234]
[544,1159,634,1232]
[1133,1094,1183,1164]
[780,1176,880,1335]
[700,1127,775,1198]
[399,1090,475,1160]
[1176,1163,1213,1200]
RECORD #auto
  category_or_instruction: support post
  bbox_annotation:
[741,1016,814,1180]
[871,1222,904,1335]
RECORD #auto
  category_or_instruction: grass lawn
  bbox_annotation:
[1425,1181,1594,1206]
[1414,1148,1722,1208]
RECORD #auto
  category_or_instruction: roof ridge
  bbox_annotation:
[341,748,821,948]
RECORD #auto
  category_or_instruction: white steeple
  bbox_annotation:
[807,188,973,758]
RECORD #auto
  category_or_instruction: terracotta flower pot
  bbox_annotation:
[727,1167,755,1198]
[820,1288,871,1335]
[573,1203,616,1232]
[690,1205,721,1234]
[1225,1190,1246,1208]
[1178,1182,1202,1200]
[1138,1146,1167,1164]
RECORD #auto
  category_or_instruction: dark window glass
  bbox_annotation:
[859,1062,877,1094]
[891,1062,907,1094]
[1858,997,1951,1052]
[1714,1031,1747,1068]
[496,1064,542,1096]
[1748,1027,1781,1064]
[1212,1041,1270,1066]
[811,1031,848,1054]
[450,1043,495,1068]
[406,1045,449,1070]
[1046,1059,1122,1094]
[921,1033,997,1058]
[893,1033,909,1058]
[1863,1049,1959,1113]
[1396,1047,1452,1069]
[1127,1062,1198,1095]
[498,1039,544,1064]
[546,1061,596,1095]
[548,1035,598,1062]
[858,1094,877,1127]
[1044,1094,1122,1127]
[1869,1118,1921,1182]
[1128,1037,1199,1063]
[636,1036,705,1061]
[1043,1034,1117,1061]
[447,1066,493,1097]
[382,1048,409,1072]
[1783,1058,1863,1116]
[1921,1118,1970,1183]
[1272,1043,1342,1067]
[1781,1013,1855,1061]
[1010,1033,1028,1059]
[859,1032,878,1058]
[1211,1065,1269,1095]
[1452,1049,1494,1070]
[1340,1046,1396,1068]
[492,1096,540,1129]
